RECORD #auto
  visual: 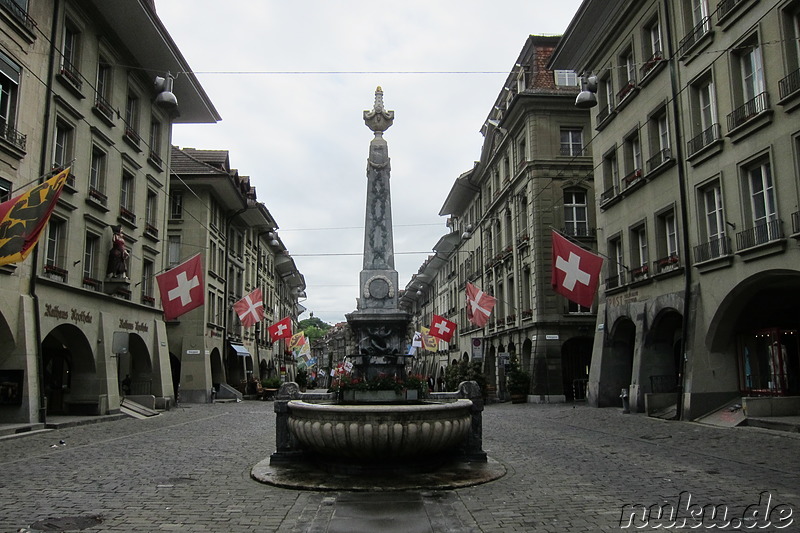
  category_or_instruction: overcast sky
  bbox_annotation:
[155,0,583,326]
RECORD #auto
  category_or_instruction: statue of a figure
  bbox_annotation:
[106,225,129,280]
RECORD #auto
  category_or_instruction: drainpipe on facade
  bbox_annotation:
[29,0,62,425]
[663,0,693,421]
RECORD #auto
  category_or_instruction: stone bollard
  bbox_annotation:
[456,380,488,462]
[270,382,303,464]
[621,388,630,414]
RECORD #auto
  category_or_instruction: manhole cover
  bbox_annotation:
[29,515,102,531]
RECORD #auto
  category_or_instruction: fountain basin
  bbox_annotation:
[287,399,473,461]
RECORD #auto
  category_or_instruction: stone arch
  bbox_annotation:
[561,336,593,401]
[41,324,96,415]
[596,316,635,407]
[118,333,153,396]
[642,308,682,393]
[210,347,224,390]
[169,352,181,402]
[706,270,800,397]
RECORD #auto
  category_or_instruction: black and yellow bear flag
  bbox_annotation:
[0,168,70,267]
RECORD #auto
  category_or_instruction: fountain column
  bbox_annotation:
[346,87,411,382]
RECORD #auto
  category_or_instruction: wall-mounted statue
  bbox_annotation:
[106,224,129,280]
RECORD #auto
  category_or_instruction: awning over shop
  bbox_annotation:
[230,344,250,357]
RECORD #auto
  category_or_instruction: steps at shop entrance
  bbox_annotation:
[120,398,160,419]
[694,398,745,428]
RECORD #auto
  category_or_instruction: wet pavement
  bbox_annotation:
[1,400,799,532]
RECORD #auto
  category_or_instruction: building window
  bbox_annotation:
[145,190,157,236]
[601,148,619,203]
[655,210,680,271]
[170,190,183,219]
[642,18,663,78]
[560,127,583,156]
[120,170,135,221]
[124,92,140,144]
[568,300,591,314]
[607,237,625,289]
[688,72,720,154]
[517,136,527,167]
[555,70,579,86]
[83,231,100,285]
[564,190,589,237]
[149,117,162,165]
[622,131,642,186]
[0,50,24,151]
[695,181,730,261]
[647,109,671,171]
[60,22,81,89]
[89,146,108,205]
[737,158,782,249]
[630,224,649,279]
[618,48,636,102]
[45,217,67,278]
[94,59,112,118]
[729,36,767,130]
[210,198,221,230]
[679,0,711,54]
[53,119,73,170]
[598,71,615,122]
[141,259,154,305]
[0,177,9,202]
[168,235,181,267]
[779,1,800,99]
[207,291,216,325]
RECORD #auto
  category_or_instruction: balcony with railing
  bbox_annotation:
[727,92,769,131]
[0,121,26,153]
[687,123,721,157]
[87,187,108,208]
[646,148,672,174]
[717,0,748,23]
[630,264,649,282]
[596,103,616,130]
[59,60,82,91]
[599,185,619,208]
[621,168,644,190]
[639,51,664,82]
[144,223,159,239]
[694,236,731,263]
[561,225,595,239]
[1,0,36,32]
[778,68,800,102]
[123,123,141,149]
[119,206,136,225]
[679,16,711,56]
[654,254,681,274]
[605,272,626,291]
[42,264,68,283]
[736,219,783,251]
[616,80,638,107]
[93,95,114,123]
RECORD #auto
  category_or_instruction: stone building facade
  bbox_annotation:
[549,0,800,419]
[401,35,595,402]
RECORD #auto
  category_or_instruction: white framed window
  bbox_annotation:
[168,235,181,267]
[53,119,73,169]
[0,51,21,137]
[555,70,579,86]
[564,190,588,237]
[45,217,66,270]
[170,191,183,219]
[83,231,100,281]
[560,127,583,156]
[89,146,106,193]
[120,170,135,213]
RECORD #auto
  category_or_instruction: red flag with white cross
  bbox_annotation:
[156,254,204,321]
[551,229,603,308]
[429,314,457,343]
[233,288,264,328]
[268,316,292,342]
[466,282,497,328]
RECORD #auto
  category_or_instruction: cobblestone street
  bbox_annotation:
[1,401,798,532]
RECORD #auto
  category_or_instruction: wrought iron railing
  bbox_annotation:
[687,123,721,156]
[736,219,783,250]
[694,236,731,263]
[727,92,769,130]
[0,121,26,151]
[779,68,800,100]
[646,148,671,172]
[678,16,711,55]
[0,0,35,30]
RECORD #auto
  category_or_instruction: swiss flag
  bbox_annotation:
[268,317,292,342]
[551,230,603,308]
[466,282,496,327]
[429,314,457,343]
[156,254,205,321]
[233,288,264,328]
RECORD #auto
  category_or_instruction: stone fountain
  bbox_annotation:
[253,89,501,489]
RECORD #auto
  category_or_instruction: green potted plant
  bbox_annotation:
[506,355,530,403]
